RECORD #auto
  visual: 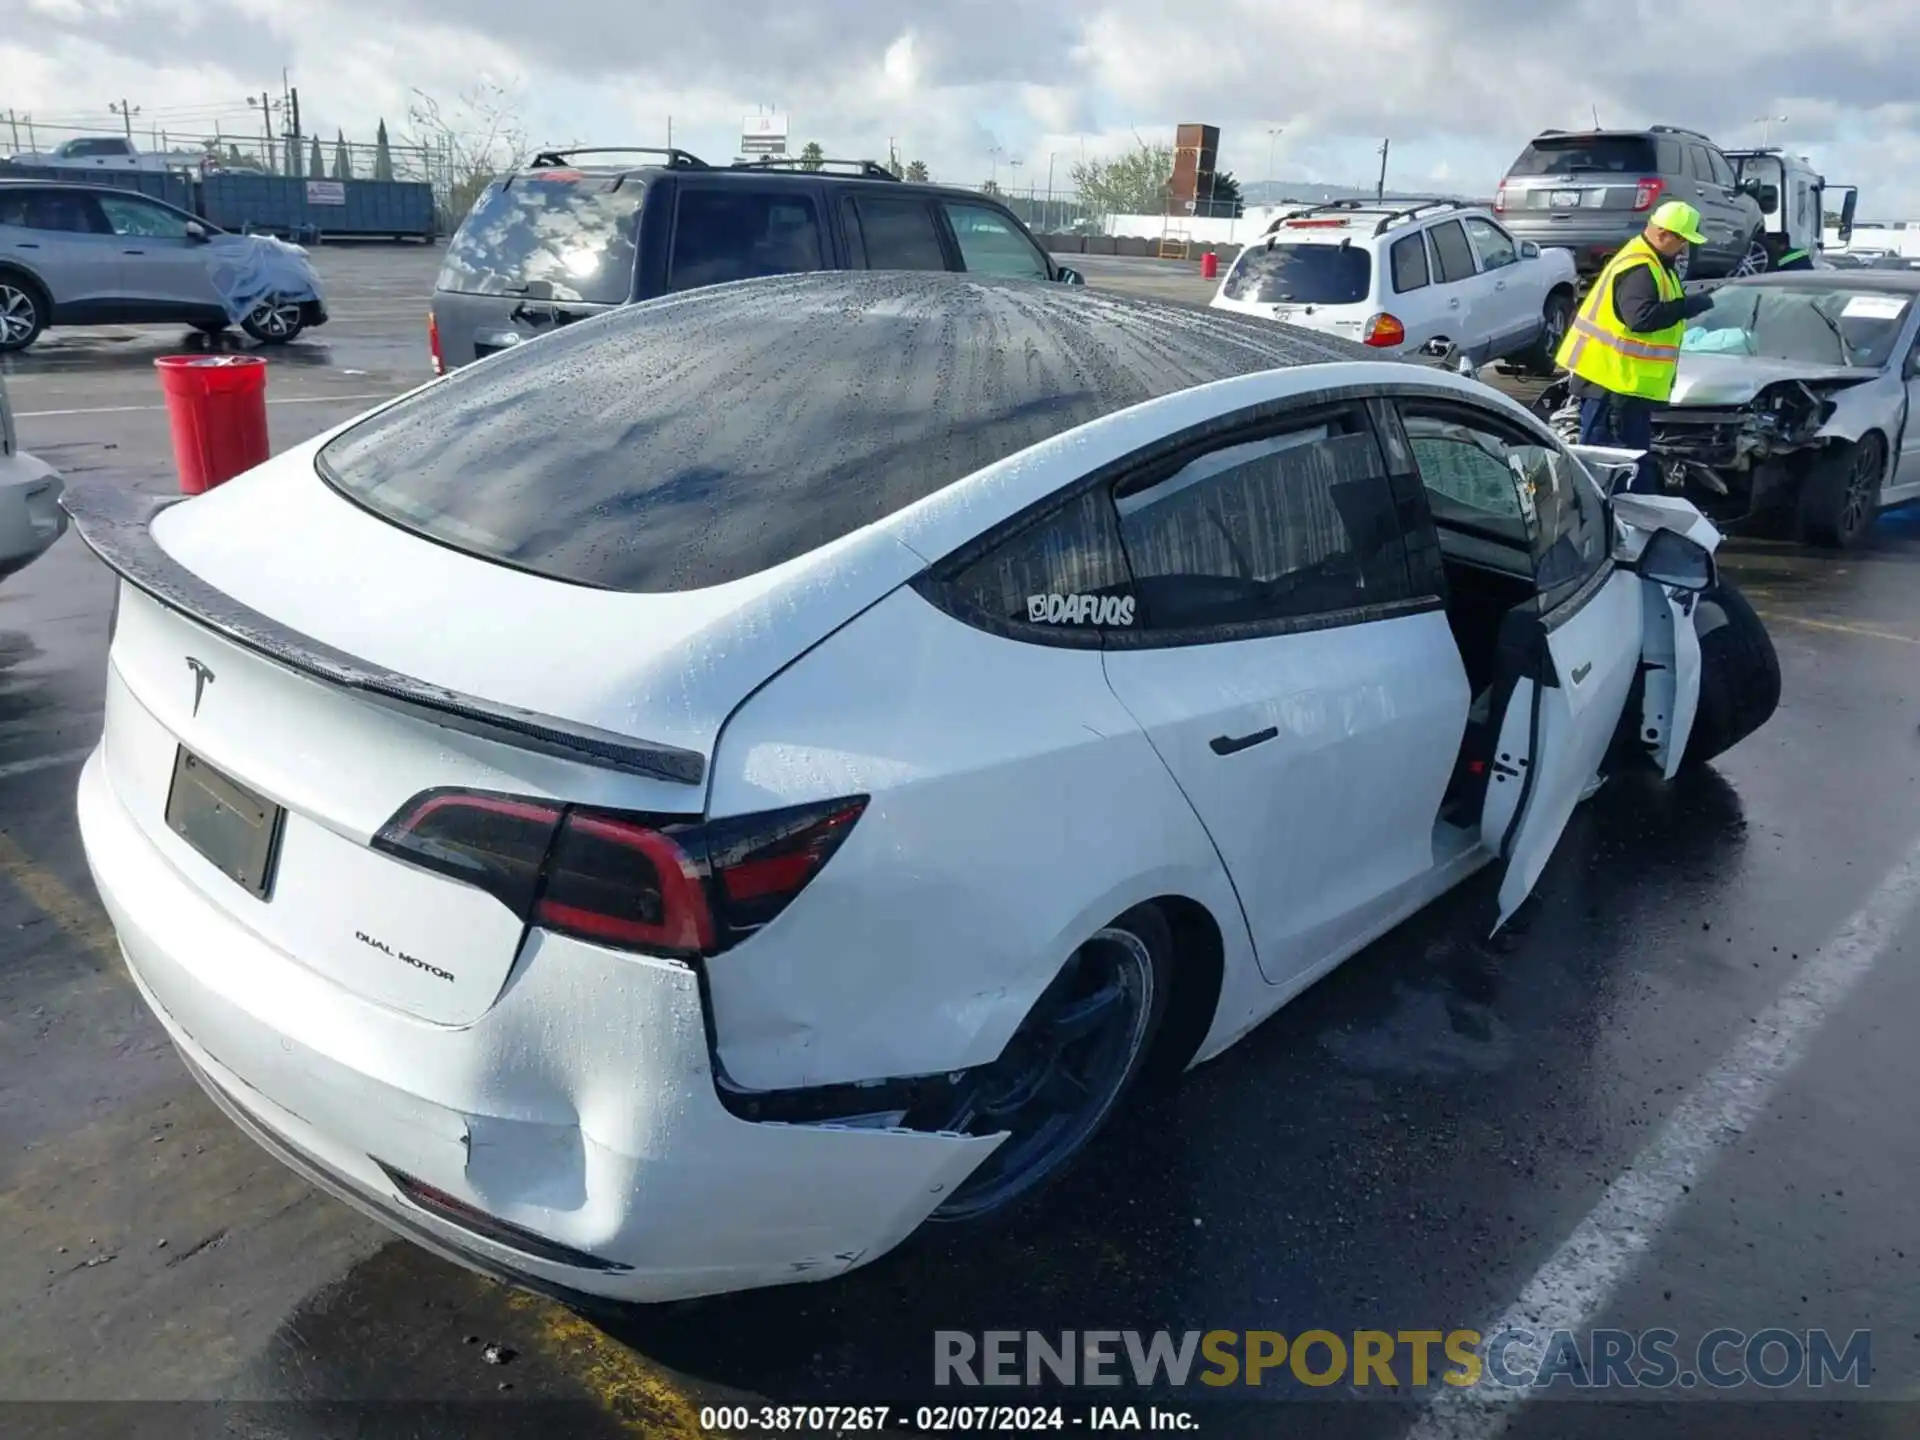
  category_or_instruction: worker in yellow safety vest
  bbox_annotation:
[1555,200,1718,493]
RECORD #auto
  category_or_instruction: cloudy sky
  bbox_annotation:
[6,0,1920,214]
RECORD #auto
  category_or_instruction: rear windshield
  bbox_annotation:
[1508,136,1658,176]
[316,273,1356,594]
[436,175,644,304]
[1223,243,1371,304]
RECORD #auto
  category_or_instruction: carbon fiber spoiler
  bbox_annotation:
[59,482,706,787]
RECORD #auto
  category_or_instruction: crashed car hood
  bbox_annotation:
[1668,354,1875,407]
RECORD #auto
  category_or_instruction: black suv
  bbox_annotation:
[429,147,1083,370]
[1495,125,1769,280]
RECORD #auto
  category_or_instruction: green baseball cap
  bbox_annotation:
[1649,200,1706,245]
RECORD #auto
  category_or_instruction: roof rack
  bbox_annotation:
[730,157,900,181]
[1648,125,1711,141]
[1265,197,1473,237]
[528,146,709,171]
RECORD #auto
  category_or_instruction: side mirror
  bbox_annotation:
[1756,184,1780,213]
[1634,527,1715,592]
[185,220,208,242]
[1838,189,1858,243]
[1519,240,1541,259]
[1055,266,1084,286]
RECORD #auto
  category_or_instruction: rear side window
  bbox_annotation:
[847,196,948,271]
[1656,138,1683,174]
[1428,221,1477,284]
[941,202,1050,280]
[1706,149,1736,187]
[1224,243,1371,304]
[1389,233,1430,293]
[437,176,643,304]
[669,188,826,291]
[1111,412,1410,632]
[1687,146,1714,182]
[2,190,103,233]
[1508,135,1658,176]
[941,489,1136,640]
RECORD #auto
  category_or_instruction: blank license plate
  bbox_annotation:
[165,746,285,899]
[1551,190,1582,208]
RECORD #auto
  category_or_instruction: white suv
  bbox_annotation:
[1209,200,1579,375]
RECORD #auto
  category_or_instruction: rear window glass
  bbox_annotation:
[437,176,642,304]
[1223,243,1371,304]
[317,274,1334,594]
[1508,136,1658,176]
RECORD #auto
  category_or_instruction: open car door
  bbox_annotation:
[1479,565,1644,929]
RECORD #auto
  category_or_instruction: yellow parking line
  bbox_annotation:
[1755,610,1920,647]
[0,832,120,972]
[505,1290,710,1437]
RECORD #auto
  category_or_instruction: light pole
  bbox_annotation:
[1007,156,1024,213]
[1752,113,1788,146]
[1045,152,1056,232]
[987,143,1003,188]
[1266,126,1283,195]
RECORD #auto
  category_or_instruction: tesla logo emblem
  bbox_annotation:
[185,657,215,716]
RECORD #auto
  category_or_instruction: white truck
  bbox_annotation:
[1722,147,1856,266]
[5,135,208,174]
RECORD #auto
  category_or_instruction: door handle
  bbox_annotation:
[1495,280,1507,291]
[1448,297,1461,308]
[1210,726,1279,756]
[123,248,145,255]
[14,241,38,249]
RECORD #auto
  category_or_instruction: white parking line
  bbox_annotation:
[0,746,96,781]
[1404,831,1920,1440]
[15,393,397,419]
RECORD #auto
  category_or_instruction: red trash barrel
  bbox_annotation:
[154,354,269,495]
[1200,250,1219,280]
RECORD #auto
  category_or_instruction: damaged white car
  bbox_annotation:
[1541,271,1920,547]
[66,274,1778,1304]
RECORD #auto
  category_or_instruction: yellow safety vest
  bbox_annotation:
[1554,235,1686,402]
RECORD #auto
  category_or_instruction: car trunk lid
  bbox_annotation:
[65,452,919,1024]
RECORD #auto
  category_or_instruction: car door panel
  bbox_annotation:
[1463,216,1533,354]
[92,193,222,316]
[0,190,123,315]
[1481,569,1642,924]
[1093,405,1462,988]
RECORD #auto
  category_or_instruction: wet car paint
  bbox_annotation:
[0,242,1915,1438]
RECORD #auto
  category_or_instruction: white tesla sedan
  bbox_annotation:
[66,273,1779,1303]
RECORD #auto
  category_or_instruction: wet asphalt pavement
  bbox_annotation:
[0,246,1917,1439]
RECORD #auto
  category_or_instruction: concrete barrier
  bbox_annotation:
[1116,236,1153,258]
[1085,236,1117,256]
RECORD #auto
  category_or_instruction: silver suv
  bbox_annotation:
[1495,126,1769,280]
[0,181,328,352]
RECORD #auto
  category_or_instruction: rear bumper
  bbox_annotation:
[1501,217,1644,272]
[77,749,999,1303]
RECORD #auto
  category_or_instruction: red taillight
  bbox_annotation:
[536,812,716,956]
[1633,177,1665,212]
[1363,313,1406,348]
[427,310,445,376]
[373,789,869,959]
[1493,183,1508,213]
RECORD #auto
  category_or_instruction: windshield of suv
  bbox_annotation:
[1683,285,1912,368]
[1508,135,1658,176]
[1223,243,1371,304]
[436,174,643,304]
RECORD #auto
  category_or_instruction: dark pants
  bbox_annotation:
[1577,394,1658,494]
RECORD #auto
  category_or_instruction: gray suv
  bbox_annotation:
[0,181,328,352]
[1495,126,1768,280]
[430,147,1083,371]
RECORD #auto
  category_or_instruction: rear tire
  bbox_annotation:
[1524,288,1575,377]
[1682,582,1781,768]
[0,272,48,353]
[1798,434,1884,549]
[923,904,1172,1226]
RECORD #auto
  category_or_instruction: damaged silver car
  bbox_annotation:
[1541,272,1920,547]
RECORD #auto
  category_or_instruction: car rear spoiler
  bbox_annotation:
[58,483,706,787]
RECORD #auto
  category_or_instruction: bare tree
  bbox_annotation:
[406,82,528,223]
